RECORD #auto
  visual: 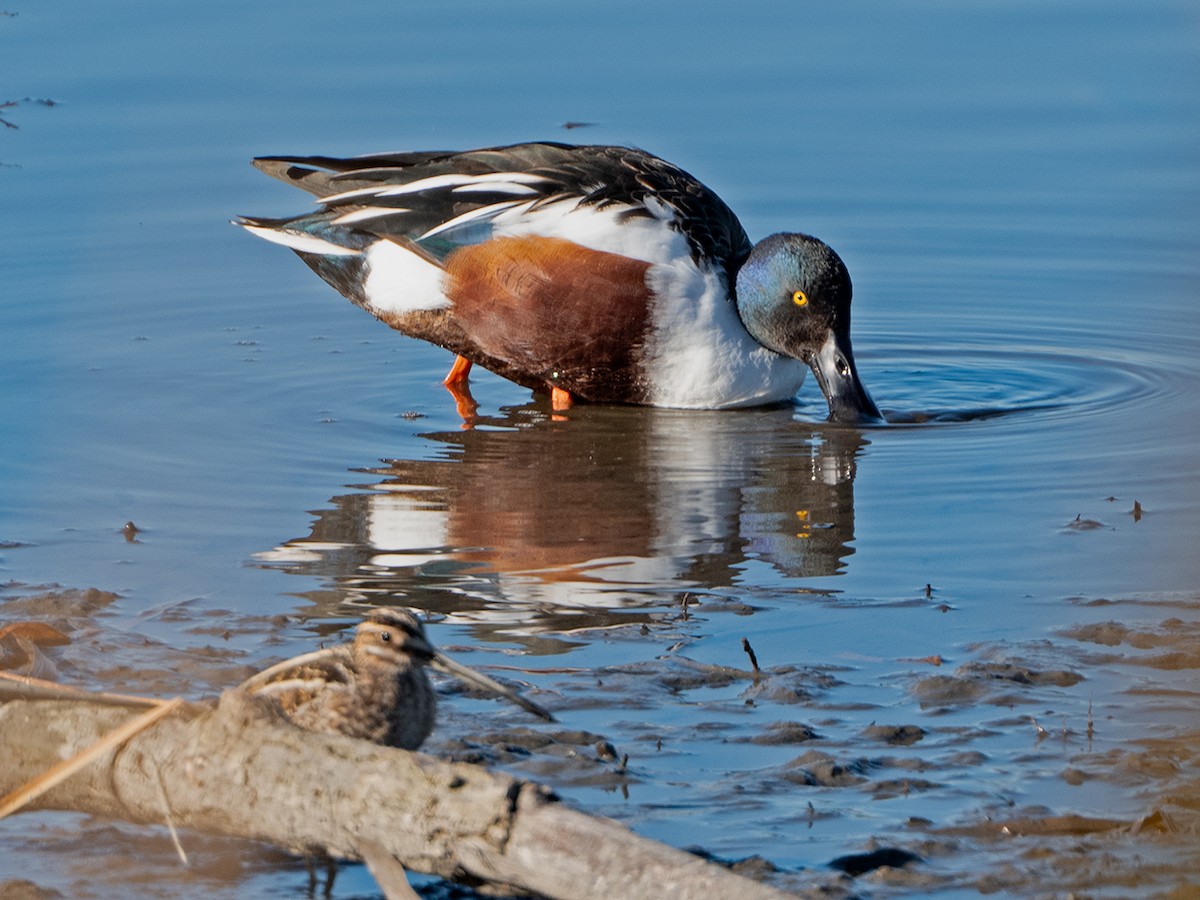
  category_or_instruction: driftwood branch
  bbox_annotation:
[0,689,793,899]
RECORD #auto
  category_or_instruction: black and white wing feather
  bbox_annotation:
[243,142,753,270]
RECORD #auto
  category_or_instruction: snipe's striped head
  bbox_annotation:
[354,607,436,670]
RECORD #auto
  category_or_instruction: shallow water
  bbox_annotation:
[2,1,1200,897]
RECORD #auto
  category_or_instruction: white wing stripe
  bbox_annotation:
[331,206,412,226]
[417,200,528,241]
[372,173,483,196]
[321,172,552,206]
[240,224,362,257]
[318,185,394,206]
[451,181,541,196]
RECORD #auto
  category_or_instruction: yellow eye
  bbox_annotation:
[792,290,808,307]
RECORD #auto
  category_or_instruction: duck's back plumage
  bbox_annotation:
[249,142,753,268]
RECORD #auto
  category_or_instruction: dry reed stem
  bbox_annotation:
[151,757,189,865]
[0,670,164,708]
[360,839,422,900]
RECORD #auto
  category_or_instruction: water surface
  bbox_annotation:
[2,1,1199,896]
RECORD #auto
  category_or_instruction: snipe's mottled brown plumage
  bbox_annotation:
[240,607,552,750]
[243,607,436,749]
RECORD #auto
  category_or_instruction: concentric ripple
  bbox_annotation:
[859,335,1188,427]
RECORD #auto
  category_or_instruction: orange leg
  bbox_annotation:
[550,385,574,412]
[442,356,478,422]
[443,355,473,386]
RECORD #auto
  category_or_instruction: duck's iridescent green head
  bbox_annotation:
[735,233,882,424]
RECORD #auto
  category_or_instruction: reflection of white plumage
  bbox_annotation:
[240,607,552,750]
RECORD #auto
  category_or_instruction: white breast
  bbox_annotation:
[488,200,808,408]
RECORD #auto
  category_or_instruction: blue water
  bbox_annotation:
[2,1,1199,896]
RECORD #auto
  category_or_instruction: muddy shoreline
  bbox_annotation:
[3,585,1198,898]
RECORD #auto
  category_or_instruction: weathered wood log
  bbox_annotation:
[0,689,794,899]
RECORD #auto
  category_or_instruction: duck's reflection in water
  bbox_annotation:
[256,404,869,640]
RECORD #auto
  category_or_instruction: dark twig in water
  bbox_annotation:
[741,637,761,678]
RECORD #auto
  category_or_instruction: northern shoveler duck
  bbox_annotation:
[237,142,882,423]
